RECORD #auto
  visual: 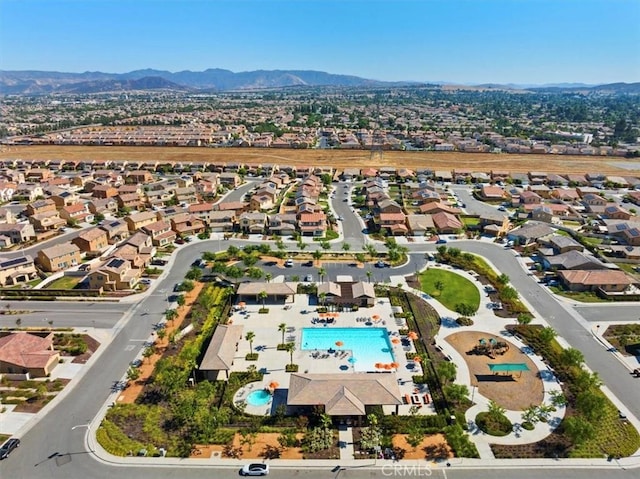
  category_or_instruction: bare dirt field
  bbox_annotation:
[445,331,544,411]
[2,145,639,174]
[391,433,453,461]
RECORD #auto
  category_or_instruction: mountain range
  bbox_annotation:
[0,68,638,95]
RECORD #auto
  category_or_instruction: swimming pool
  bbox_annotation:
[301,328,395,372]
[246,389,272,406]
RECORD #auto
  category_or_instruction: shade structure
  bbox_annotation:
[488,362,529,378]
[407,331,418,340]
[335,341,344,347]
[391,338,401,344]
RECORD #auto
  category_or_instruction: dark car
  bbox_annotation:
[375,260,387,268]
[0,438,20,460]
[435,239,448,244]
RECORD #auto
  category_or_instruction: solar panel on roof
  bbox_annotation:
[0,257,29,269]
[107,258,124,268]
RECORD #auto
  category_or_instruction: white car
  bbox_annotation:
[284,259,294,267]
[240,463,269,476]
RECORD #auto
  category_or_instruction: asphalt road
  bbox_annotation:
[574,303,640,323]
[0,300,130,328]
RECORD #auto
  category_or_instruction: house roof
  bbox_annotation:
[199,324,244,371]
[40,242,80,259]
[0,332,58,369]
[287,373,402,416]
[236,282,296,296]
[558,269,635,286]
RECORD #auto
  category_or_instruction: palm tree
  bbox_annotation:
[317,267,326,284]
[284,342,296,366]
[539,326,557,344]
[165,308,178,323]
[318,292,327,307]
[312,250,323,262]
[258,290,268,309]
[265,272,273,283]
[278,323,287,345]
[245,331,256,355]
[561,347,585,368]
[365,244,377,262]
[366,270,373,283]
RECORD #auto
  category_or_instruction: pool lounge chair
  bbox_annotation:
[422,394,431,404]
[411,394,421,405]
[403,394,411,404]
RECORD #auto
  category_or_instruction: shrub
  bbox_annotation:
[476,411,512,436]
[456,316,474,326]
[245,353,259,361]
[285,364,299,372]
[521,421,535,431]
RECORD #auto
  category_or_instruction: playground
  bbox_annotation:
[446,331,544,411]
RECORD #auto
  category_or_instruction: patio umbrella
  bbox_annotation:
[407,331,418,340]
[391,338,401,344]
[391,362,400,369]
[375,362,384,369]
[268,381,279,391]
[384,363,393,370]
[413,355,422,363]
[238,301,246,308]
[372,314,380,320]
[335,341,344,347]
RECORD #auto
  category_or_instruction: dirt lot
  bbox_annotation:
[195,432,305,460]
[445,331,544,411]
[392,433,453,461]
[2,145,639,174]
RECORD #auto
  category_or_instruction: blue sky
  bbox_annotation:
[1,0,639,85]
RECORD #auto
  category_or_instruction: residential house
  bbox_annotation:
[99,219,130,243]
[317,281,376,307]
[116,193,143,211]
[59,203,93,224]
[298,211,327,237]
[432,211,463,234]
[0,208,15,224]
[174,186,197,205]
[29,211,66,232]
[12,183,43,202]
[88,198,118,216]
[198,324,244,381]
[541,250,607,271]
[26,199,57,217]
[378,212,408,236]
[479,185,506,201]
[0,332,60,377]
[376,199,403,215]
[37,243,81,272]
[125,170,154,184]
[219,172,241,189]
[214,201,249,215]
[0,181,16,202]
[170,213,205,237]
[141,221,176,247]
[603,205,633,221]
[91,185,119,199]
[0,223,36,243]
[268,213,297,236]
[508,222,555,245]
[204,211,236,232]
[406,214,435,236]
[125,211,158,232]
[0,255,38,286]
[239,212,268,234]
[530,206,557,224]
[519,190,542,205]
[558,269,635,293]
[72,227,109,254]
[87,257,140,291]
[546,235,584,254]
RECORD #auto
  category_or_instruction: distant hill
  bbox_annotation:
[0,68,416,95]
[527,82,640,94]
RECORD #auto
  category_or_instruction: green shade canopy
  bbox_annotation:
[488,363,529,372]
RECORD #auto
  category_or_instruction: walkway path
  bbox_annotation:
[338,426,355,461]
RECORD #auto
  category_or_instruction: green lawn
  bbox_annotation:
[549,286,609,303]
[419,268,480,312]
[44,276,82,290]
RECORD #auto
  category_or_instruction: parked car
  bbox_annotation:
[375,260,387,268]
[284,259,294,267]
[0,438,20,460]
[240,463,269,476]
[304,274,313,282]
[435,239,447,244]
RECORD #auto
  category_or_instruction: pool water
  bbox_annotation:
[246,389,271,406]
[301,327,395,372]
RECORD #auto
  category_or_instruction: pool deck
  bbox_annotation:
[228,293,436,416]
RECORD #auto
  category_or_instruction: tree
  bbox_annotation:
[366,270,373,283]
[573,370,602,394]
[497,273,510,285]
[243,254,258,267]
[488,400,506,418]
[521,404,540,425]
[563,416,595,445]
[226,265,244,285]
[15,317,22,327]
[127,367,140,382]
[443,384,469,405]
[365,244,377,261]
[245,331,256,355]
[176,295,186,307]
[165,308,178,323]
[434,280,445,292]
[560,347,584,368]
[406,425,423,451]
[539,327,557,344]
[278,323,287,345]
[355,252,366,264]
[342,242,351,252]
[436,361,457,384]
[265,272,273,283]
[284,342,296,365]
[258,290,268,309]
[317,267,327,283]
[320,241,331,251]
[157,328,167,343]
[185,267,202,281]
[227,245,239,257]
[143,346,155,363]
[517,313,533,325]
[312,250,323,262]
[318,292,327,307]
[246,267,264,280]
[576,390,606,421]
